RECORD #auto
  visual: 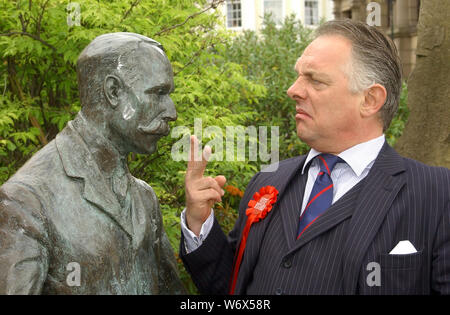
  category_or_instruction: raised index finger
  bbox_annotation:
[187,135,210,179]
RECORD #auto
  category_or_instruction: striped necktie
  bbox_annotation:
[297,154,342,239]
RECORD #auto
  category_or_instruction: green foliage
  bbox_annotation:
[385,82,409,146]
[224,14,315,160]
[0,93,41,182]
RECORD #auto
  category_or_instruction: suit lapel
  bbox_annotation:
[55,122,133,239]
[272,156,307,203]
[235,156,305,293]
[342,143,406,294]
[268,156,307,250]
[128,178,151,249]
[279,166,308,249]
[244,156,307,249]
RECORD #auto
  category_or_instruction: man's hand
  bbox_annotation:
[185,135,226,236]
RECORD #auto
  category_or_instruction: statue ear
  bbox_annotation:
[104,75,123,108]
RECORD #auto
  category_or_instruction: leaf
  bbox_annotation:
[6,141,16,151]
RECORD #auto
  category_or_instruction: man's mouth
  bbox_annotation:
[296,108,312,120]
[137,121,169,135]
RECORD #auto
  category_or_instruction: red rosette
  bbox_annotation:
[246,185,278,222]
[229,186,278,294]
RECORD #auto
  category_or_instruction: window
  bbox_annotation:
[227,0,242,28]
[264,0,283,25]
[305,0,319,26]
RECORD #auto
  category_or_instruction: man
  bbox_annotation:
[0,33,185,294]
[180,20,449,294]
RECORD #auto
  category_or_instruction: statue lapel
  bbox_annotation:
[55,122,133,239]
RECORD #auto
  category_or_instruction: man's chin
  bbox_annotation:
[134,142,157,155]
[296,127,314,147]
[133,131,169,154]
[296,125,306,140]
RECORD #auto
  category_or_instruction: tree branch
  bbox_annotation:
[174,38,227,76]
[36,0,51,35]
[0,31,57,51]
[121,0,142,23]
[6,57,48,146]
[153,0,225,37]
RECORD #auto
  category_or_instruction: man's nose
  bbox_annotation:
[287,78,306,100]
[163,96,177,121]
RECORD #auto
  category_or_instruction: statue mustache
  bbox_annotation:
[137,120,169,135]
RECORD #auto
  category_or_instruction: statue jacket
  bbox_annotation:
[0,120,185,294]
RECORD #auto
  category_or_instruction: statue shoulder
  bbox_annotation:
[5,140,63,189]
[132,177,158,204]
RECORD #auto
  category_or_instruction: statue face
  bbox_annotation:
[109,44,177,155]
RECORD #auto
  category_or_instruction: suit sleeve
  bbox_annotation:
[0,182,49,294]
[431,198,450,294]
[180,173,260,294]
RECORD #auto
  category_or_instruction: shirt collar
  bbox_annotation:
[301,135,386,176]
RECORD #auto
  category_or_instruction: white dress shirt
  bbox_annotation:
[181,135,386,253]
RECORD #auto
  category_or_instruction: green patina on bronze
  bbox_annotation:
[0,33,185,294]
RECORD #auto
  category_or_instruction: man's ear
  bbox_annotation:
[361,83,387,118]
[104,75,123,108]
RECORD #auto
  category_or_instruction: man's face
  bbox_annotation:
[287,35,365,153]
[111,44,177,155]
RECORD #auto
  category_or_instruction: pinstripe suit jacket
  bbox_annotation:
[180,142,450,295]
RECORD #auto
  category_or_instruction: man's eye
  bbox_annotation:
[146,88,167,96]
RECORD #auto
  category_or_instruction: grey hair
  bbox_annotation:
[315,19,402,132]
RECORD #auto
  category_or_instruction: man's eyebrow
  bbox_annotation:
[300,69,332,81]
[145,83,173,94]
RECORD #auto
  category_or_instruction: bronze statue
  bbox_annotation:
[0,33,185,294]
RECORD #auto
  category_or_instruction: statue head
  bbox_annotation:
[76,32,177,155]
